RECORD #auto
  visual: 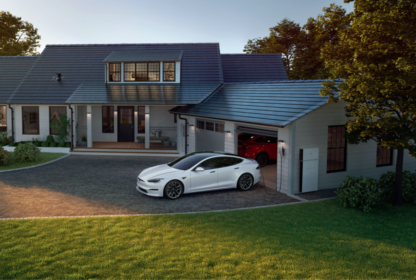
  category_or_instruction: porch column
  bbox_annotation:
[145,105,150,149]
[87,105,92,148]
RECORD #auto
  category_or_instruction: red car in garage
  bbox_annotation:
[238,133,277,167]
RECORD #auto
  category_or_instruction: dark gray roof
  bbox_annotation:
[66,83,221,104]
[8,43,223,104]
[170,80,340,127]
[221,54,287,83]
[103,50,183,62]
[0,56,38,103]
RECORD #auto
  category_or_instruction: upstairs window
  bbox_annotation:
[164,62,175,81]
[109,63,121,82]
[327,126,347,173]
[124,63,160,82]
[0,105,6,132]
[377,143,393,167]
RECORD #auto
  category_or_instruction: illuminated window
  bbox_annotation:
[124,63,160,81]
[109,63,121,82]
[0,105,6,132]
[163,62,175,81]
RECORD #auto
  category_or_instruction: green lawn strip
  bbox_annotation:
[0,152,67,171]
[0,199,415,279]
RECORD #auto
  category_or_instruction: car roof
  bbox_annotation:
[188,151,245,159]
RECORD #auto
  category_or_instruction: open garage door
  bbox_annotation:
[236,126,278,190]
[195,119,225,152]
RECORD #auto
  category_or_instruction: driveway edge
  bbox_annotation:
[0,154,71,173]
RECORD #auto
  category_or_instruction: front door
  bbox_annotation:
[118,106,134,142]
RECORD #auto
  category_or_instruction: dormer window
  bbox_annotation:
[163,62,175,81]
[124,62,160,82]
[109,63,121,82]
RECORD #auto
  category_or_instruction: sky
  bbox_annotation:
[2,0,354,54]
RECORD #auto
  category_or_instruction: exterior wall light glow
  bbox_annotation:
[278,140,284,143]
[188,124,194,127]
[87,112,91,115]
[225,131,231,133]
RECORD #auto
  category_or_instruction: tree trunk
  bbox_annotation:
[393,148,404,206]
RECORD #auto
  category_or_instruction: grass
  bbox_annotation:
[0,152,66,171]
[0,199,415,279]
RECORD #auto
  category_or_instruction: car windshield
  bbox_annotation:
[168,153,214,170]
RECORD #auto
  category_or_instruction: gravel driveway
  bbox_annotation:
[0,155,299,219]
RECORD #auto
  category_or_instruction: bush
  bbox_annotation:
[49,142,57,147]
[46,135,55,143]
[65,142,71,148]
[336,176,383,212]
[0,131,13,146]
[379,171,416,204]
[41,141,49,147]
[9,142,15,147]
[58,142,64,147]
[0,146,10,166]
[14,142,40,163]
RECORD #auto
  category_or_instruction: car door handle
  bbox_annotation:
[210,171,215,173]
[234,167,239,169]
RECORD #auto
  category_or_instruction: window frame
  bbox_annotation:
[327,125,347,173]
[197,120,205,130]
[102,106,115,133]
[123,62,160,82]
[376,143,393,167]
[49,106,67,135]
[108,63,121,82]
[22,106,40,135]
[163,62,175,82]
[137,106,145,134]
[0,105,7,132]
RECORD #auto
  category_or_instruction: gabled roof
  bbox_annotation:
[170,80,340,127]
[221,54,287,83]
[0,56,38,103]
[66,83,221,104]
[8,43,223,104]
[103,50,184,62]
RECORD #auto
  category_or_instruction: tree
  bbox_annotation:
[50,114,71,146]
[0,11,41,56]
[320,0,416,206]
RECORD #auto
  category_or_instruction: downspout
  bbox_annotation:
[69,104,74,151]
[8,105,14,142]
[177,114,188,154]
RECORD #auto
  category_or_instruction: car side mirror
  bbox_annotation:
[195,167,204,172]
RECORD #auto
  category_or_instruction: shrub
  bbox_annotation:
[50,142,57,147]
[14,142,40,163]
[46,135,55,143]
[0,146,10,166]
[0,131,13,146]
[32,137,41,147]
[41,141,49,147]
[65,142,71,148]
[58,142,64,147]
[379,171,416,204]
[336,176,383,212]
[50,114,71,146]
[9,142,15,147]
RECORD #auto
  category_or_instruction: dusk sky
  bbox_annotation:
[2,0,354,53]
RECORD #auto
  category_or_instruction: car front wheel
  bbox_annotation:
[237,173,253,191]
[164,180,184,199]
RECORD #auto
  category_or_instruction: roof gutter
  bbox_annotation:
[68,104,74,151]
[177,114,188,154]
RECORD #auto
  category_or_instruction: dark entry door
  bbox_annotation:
[118,106,134,142]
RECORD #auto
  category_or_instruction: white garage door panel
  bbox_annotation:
[195,119,225,152]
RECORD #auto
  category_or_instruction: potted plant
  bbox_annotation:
[81,136,87,146]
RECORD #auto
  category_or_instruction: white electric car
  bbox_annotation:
[136,152,261,199]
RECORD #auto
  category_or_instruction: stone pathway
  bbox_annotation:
[0,155,299,219]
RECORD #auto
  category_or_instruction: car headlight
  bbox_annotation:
[147,178,164,183]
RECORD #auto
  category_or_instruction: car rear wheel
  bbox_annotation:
[255,152,269,167]
[164,180,184,200]
[237,173,253,191]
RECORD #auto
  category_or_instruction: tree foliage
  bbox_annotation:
[243,5,351,80]
[50,114,71,146]
[320,0,416,206]
[0,11,41,56]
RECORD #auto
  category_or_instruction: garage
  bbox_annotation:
[236,126,278,190]
[195,118,225,152]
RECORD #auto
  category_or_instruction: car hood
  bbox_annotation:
[139,164,183,180]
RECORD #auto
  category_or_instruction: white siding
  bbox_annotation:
[224,121,235,153]
[149,106,176,127]
[92,106,117,142]
[293,101,416,193]
[187,116,196,153]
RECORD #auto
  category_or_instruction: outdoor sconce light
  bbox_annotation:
[225,131,231,133]
[87,112,91,115]
[188,124,194,127]
[278,140,284,143]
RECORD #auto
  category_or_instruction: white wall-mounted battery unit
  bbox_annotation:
[299,148,319,192]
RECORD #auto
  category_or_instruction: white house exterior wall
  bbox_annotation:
[293,101,416,193]
[149,106,176,127]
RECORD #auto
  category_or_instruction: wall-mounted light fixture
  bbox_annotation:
[87,112,91,115]
[188,124,194,127]
[278,140,284,143]
[134,109,138,114]
[225,131,231,133]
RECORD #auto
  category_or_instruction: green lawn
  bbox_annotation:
[0,152,67,171]
[0,199,415,279]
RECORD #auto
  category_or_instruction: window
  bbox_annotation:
[49,106,67,135]
[109,63,121,82]
[22,106,39,134]
[138,106,145,133]
[218,157,243,168]
[377,143,393,167]
[168,153,213,170]
[215,123,224,133]
[0,105,6,132]
[206,122,214,131]
[163,62,175,81]
[198,158,221,170]
[124,63,160,81]
[197,120,205,129]
[102,106,114,133]
[327,126,347,172]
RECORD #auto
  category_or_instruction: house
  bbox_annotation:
[1,43,415,196]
